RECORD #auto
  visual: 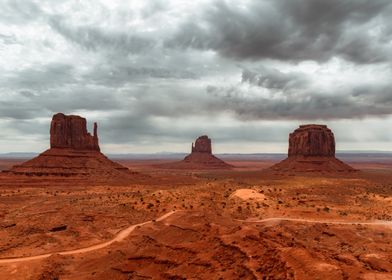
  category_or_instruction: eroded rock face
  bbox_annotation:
[158,135,231,169]
[5,112,137,180]
[269,124,355,173]
[288,124,335,157]
[50,113,100,151]
[191,135,212,154]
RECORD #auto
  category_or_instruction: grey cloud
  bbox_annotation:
[0,34,18,45]
[206,83,392,120]
[168,0,392,63]
[352,84,392,104]
[4,63,75,90]
[98,109,293,146]
[140,1,168,18]
[0,100,45,120]
[0,0,43,25]
[241,68,308,90]
[84,64,197,87]
[2,119,49,136]
[49,16,155,55]
[0,88,121,121]
[2,0,392,152]
[22,87,122,113]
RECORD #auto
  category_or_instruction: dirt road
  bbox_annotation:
[0,211,176,264]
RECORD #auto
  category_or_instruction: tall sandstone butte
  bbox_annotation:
[50,113,100,151]
[288,125,335,157]
[270,124,355,173]
[191,135,212,154]
[5,113,134,181]
[183,135,232,169]
[159,135,231,169]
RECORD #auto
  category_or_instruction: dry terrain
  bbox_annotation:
[0,157,391,279]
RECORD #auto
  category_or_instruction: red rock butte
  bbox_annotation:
[5,113,136,180]
[270,124,356,173]
[160,135,232,169]
[191,135,212,154]
[50,113,100,151]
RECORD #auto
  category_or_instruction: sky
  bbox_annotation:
[1,0,392,154]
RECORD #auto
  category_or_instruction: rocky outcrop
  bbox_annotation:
[191,135,212,154]
[288,125,335,157]
[270,124,355,173]
[50,113,99,151]
[159,135,232,169]
[5,113,137,182]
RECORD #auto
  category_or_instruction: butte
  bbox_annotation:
[269,124,356,173]
[160,135,232,169]
[5,113,137,181]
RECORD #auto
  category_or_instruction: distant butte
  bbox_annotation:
[5,113,137,180]
[190,135,212,154]
[270,124,356,173]
[160,135,232,169]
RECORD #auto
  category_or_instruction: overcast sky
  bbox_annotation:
[1,0,392,153]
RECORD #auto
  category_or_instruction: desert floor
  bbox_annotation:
[0,158,391,279]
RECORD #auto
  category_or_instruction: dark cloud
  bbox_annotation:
[1,119,49,136]
[4,63,75,90]
[168,0,392,63]
[0,100,45,120]
[206,82,392,120]
[84,64,197,87]
[98,109,294,146]
[241,68,308,90]
[32,88,122,112]
[49,16,155,55]
[1,0,392,151]
[0,88,121,122]
[352,84,392,104]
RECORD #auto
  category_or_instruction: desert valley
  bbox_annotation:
[0,114,391,280]
[2,1,392,279]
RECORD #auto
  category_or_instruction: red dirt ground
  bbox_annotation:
[0,157,391,279]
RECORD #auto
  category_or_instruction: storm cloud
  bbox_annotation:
[169,0,392,63]
[1,0,392,153]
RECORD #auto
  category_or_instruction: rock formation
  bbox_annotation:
[5,113,137,181]
[50,113,99,151]
[288,125,335,157]
[191,135,212,154]
[270,124,355,173]
[160,135,232,169]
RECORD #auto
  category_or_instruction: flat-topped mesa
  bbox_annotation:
[269,124,356,173]
[191,135,212,154]
[288,124,335,157]
[50,113,100,151]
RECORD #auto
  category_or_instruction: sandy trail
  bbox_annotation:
[1,211,391,265]
[238,217,392,227]
[0,211,176,264]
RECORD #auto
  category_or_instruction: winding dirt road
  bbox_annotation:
[0,210,176,265]
[238,217,392,227]
[1,211,391,265]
